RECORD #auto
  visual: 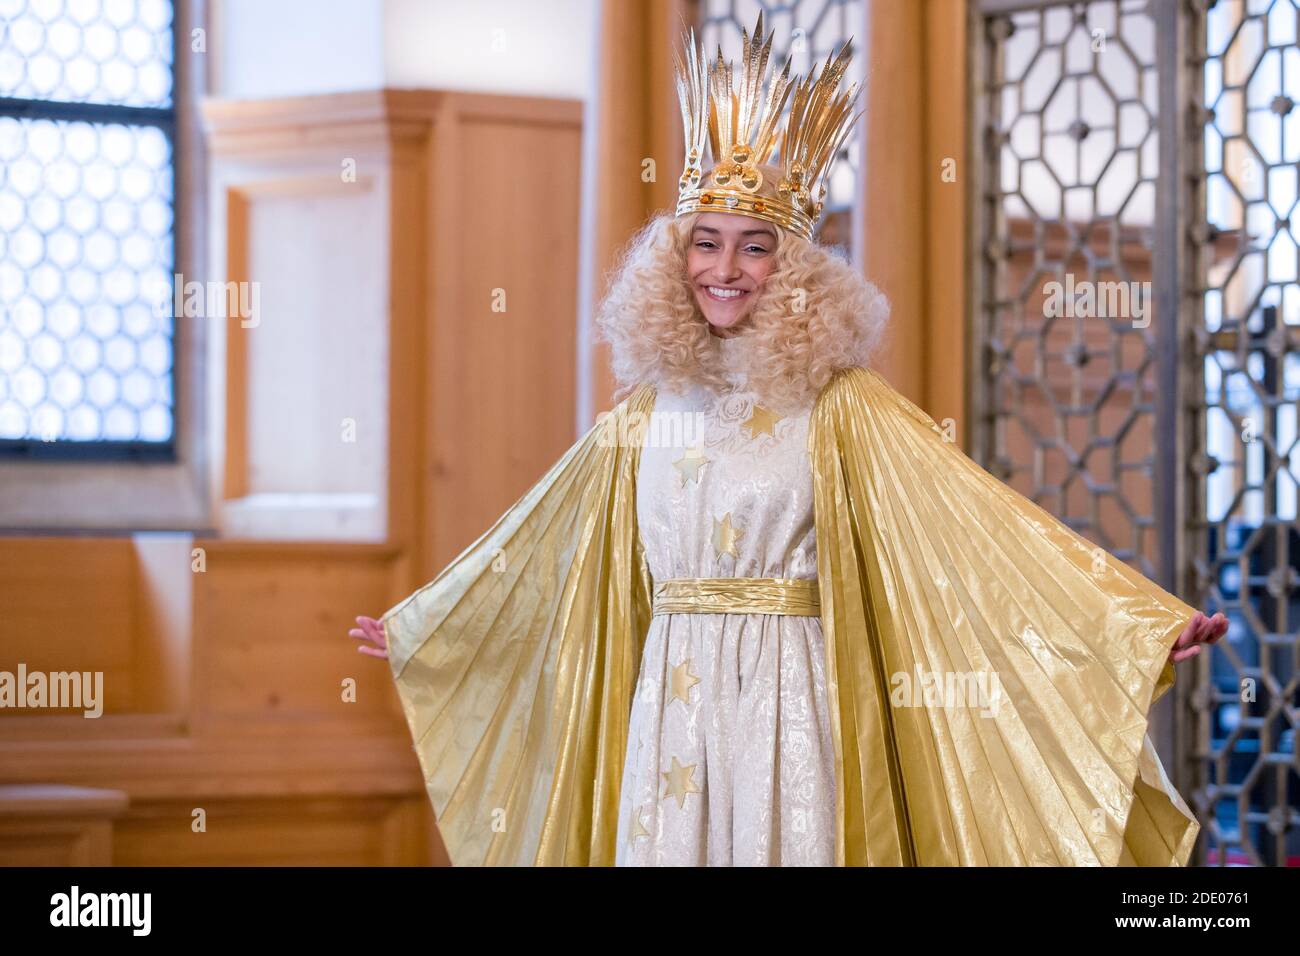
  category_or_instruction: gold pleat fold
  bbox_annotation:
[808,366,1198,866]
[382,383,657,866]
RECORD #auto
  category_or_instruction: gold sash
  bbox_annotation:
[651,577,821,616]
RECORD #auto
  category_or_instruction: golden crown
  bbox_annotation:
[673,12,861,241]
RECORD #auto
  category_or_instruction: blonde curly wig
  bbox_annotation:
[595,200,890,414]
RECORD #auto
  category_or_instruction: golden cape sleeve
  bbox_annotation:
[380,384,657,866]
[809,366,1199,866]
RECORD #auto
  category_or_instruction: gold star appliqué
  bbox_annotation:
[629,805,651,844]
[660,756,702,809]
[669,657,701,705]
[742,404,782,439]
[713,512,742,559]
[671,447,708,485]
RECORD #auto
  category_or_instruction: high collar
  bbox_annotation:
[712,331,751,385]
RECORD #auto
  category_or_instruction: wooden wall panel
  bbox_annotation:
[426,108,583,574]
[0,540,140,716]
[114,795,435,867]
[0,536,431,864]
[192,542,402,727]
[234,177,388,497]
[215,162,393,539]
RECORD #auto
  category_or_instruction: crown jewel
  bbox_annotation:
[673,12,862,241]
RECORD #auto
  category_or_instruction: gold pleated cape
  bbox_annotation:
[382,366,1199,866]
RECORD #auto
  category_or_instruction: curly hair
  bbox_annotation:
[594,206,890,414]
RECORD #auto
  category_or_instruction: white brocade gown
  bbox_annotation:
[614,335,838,866]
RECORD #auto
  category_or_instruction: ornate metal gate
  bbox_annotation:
[971,0,1298,866]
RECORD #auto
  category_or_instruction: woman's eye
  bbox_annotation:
[693,240,768,252]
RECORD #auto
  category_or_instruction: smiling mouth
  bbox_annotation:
[702,285,750,301]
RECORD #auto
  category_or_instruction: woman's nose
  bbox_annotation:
[714,249,741,280]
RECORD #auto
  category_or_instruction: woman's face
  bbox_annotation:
[686,212,779,336]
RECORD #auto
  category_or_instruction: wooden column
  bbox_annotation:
[578,0,687,426]
[857,0,968,440]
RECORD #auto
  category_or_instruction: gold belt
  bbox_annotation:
[651,577,821,616]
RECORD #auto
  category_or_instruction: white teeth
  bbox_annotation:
[707,287,745,299]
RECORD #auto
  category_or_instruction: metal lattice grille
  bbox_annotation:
[974,0,1164,578]
[0,0,176,457]
[1187,0,1299,867]
[693,0,864,249]
[974,0,1299,866]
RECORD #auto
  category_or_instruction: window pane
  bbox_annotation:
[0,114,174,443]
[0,0,174,108]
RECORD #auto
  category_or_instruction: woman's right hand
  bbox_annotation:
[350,616,389,660]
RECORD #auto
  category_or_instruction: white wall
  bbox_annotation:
[384,0,598,99]
[212,0,599,101]
[211,0,386,99]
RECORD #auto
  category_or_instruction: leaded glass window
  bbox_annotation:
[0,0,176,459]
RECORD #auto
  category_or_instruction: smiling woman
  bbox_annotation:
[352,12,1220,869]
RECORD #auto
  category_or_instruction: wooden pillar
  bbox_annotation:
[857,0,968,442]
[924,0,969,441]
[578,0,687,427]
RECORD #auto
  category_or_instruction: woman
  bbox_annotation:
[349,16,1225,867]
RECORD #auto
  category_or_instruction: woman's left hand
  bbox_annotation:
[1169,611,1228,664]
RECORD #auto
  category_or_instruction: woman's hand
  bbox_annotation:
[350,615,389,660]
[1169,611,1228,664]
